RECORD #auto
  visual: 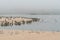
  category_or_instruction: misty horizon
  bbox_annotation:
[0,0,60,15]
[0,9,60,15]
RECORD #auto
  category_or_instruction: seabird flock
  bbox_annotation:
[0,16,40,26]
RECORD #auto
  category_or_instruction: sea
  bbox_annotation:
[0,15,60,32]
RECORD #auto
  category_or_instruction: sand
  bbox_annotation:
[0,30,60,40]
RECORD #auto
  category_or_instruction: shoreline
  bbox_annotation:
[0,30,60,40]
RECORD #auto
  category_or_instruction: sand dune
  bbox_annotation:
[0,30,60,40]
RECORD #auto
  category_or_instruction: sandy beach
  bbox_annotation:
[0,30,60,40]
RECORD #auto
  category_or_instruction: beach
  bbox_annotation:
[0,15,60,40]
[0,30,60,40]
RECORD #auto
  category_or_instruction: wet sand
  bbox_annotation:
[0,30,60,40]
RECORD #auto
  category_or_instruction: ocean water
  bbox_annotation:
[0,15,60,32]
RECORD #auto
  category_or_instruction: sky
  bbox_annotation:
[0,0,60,15]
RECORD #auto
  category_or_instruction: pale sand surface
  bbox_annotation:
[0,30,60,40]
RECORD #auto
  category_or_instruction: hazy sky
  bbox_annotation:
[0,0,60,15]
